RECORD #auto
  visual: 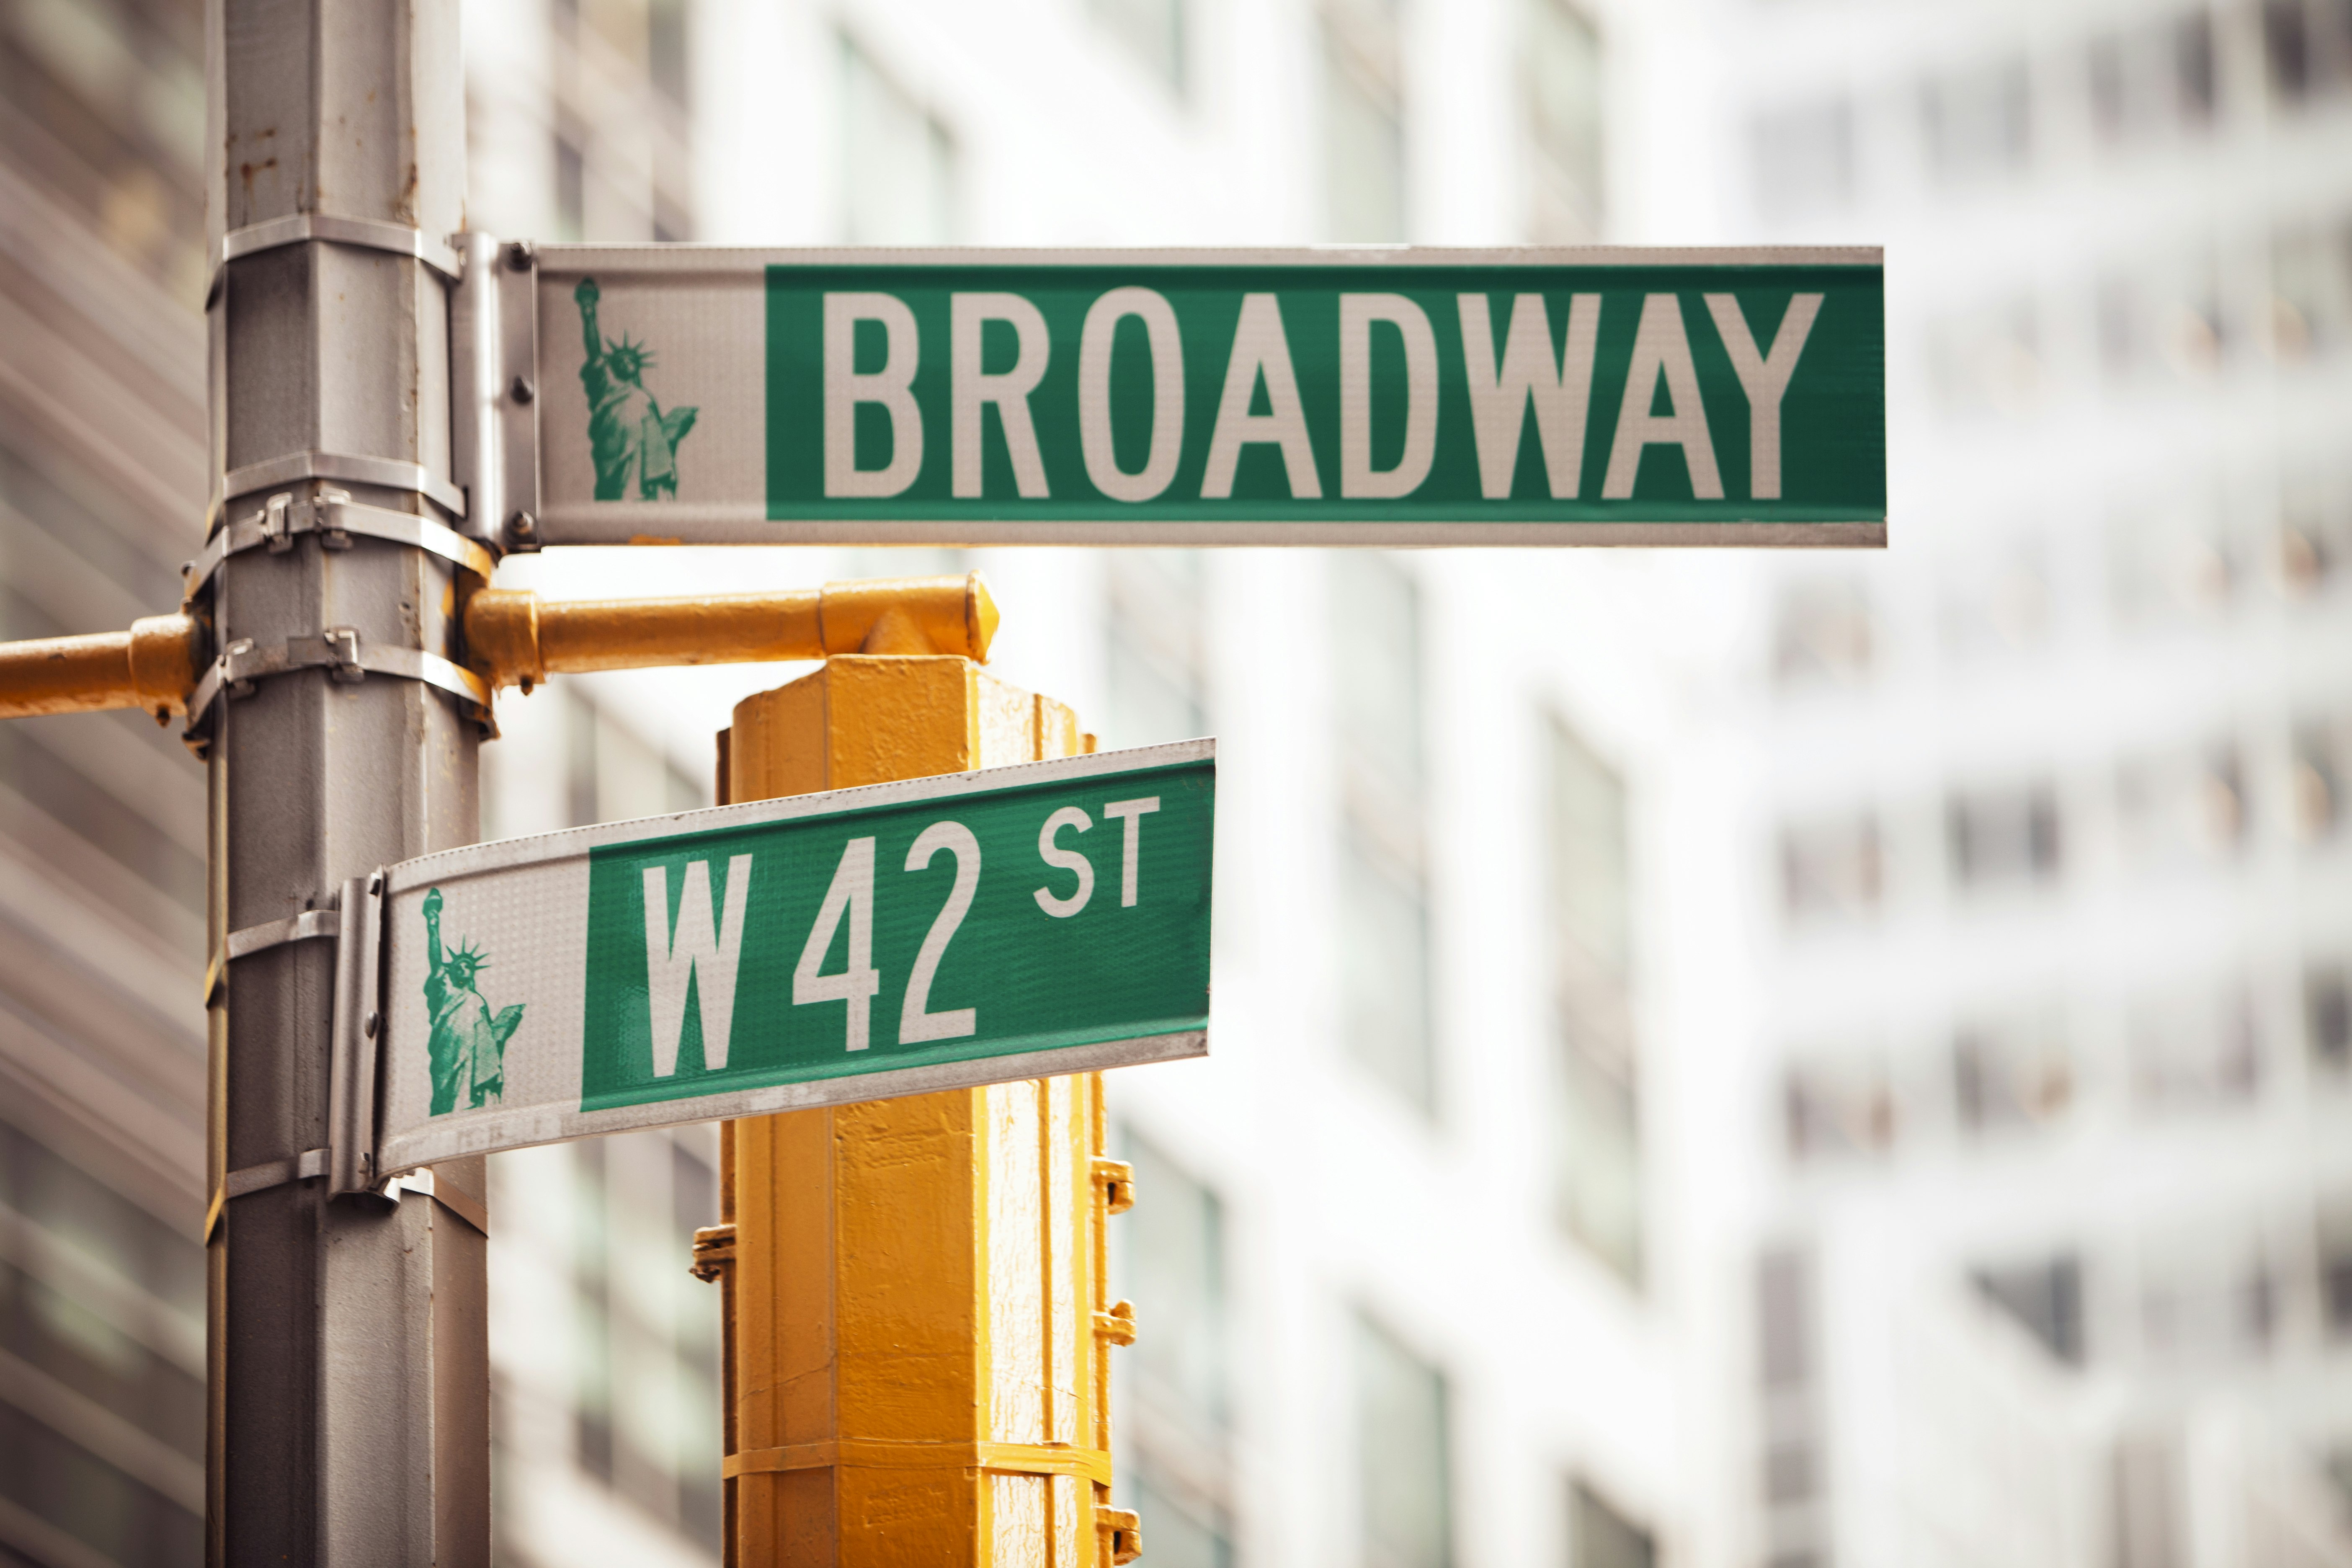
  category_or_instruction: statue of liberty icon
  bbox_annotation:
[423,887,525,1116]
[575,276,699,501]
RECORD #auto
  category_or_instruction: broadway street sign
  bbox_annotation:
[516,245,1884,548]
[362,741,1212,1175]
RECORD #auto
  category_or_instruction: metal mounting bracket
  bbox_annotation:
[449,233,542,553]
[327,872,387,1197]
[205,869,389,1224]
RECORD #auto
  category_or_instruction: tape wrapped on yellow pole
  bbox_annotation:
[699,634,1137,1567]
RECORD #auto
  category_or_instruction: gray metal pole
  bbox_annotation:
[204,2,488,1563]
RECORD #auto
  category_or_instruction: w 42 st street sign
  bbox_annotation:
[348,742,1212,1176]
[482,245,1885,549]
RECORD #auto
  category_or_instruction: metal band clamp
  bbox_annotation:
[209,214,463,301]
[185,490,497,597]
[185,626,489,732]
[218,452,468,521]
[225,908,339,960]
[225,1148,330,1199]
[207,1147,331,1239]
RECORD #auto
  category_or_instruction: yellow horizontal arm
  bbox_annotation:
[463,572,1000,691]
[0,573,1000,720]
[0,614,203,722]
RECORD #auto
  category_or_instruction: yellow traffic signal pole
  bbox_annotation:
[699,636,1142,1566]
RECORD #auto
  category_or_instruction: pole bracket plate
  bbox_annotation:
[210,872,389,1209]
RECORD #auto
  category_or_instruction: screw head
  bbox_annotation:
[504,511,541,552]
[364,1010,380,1039]
[509,374,534,405]
[503,240,535,271]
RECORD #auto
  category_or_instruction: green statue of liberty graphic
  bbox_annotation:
[575,276,699,500]
[423,887,524,1116]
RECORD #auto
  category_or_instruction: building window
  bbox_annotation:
[2294,716,2349,839]
[2128,980,2259,1110]
[555,129,587,242]
[2309,962,2350,1073]
[2321,1199,2352,1337]
[2097,250,2226,385]
[1926,294,2042,416]
[841,35,956,245]
[1938,531,2050,658]
[2138,1235,2278,1365]
[538,1128,723,1545]
[1779,813,1882,924]
[649,0,690,110]
[1756,1246,1828,1565]
[1772,577,1874,689]
[1973,1254,2086,1365]
[2107,486,2235,627]
[1092,0,1186,95]
[1921,55,2032,183]
[2086,12,2215,144]
[2277,468,2350,592]
[1954,1003,2071,1134]
[1947,781,2061,891]
[2260,0,2352,105]
[1106,552,1210,750]
[1568,1478,1656,1568]
[1357,1313,1452,1568]
[559,687,707,830]
[1547,717,1639,1286]
[2268,222,2352,361]
[1749,98,1853,222]
[1335,554,1434,1113]
[2115,742,2246,872]
[1783,1050,1894,1162]
[1112,1132,1234,1568]
[1525,0,1602,241]
[2113,1431,2184,1568]
[1323,0,1406,242]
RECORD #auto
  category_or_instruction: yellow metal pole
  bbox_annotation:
[463,572,997,691]
[0,613,202,721]
[699,632,1141,1567]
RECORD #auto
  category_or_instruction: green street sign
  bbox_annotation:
[371,742,1213,1174]
[528,246,1884,547]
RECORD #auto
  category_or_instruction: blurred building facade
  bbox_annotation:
[1716,0,2352,1564]
[0,0,211,1564]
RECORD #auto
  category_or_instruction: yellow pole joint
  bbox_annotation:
[0,613,204,722]
[462,572,999,691]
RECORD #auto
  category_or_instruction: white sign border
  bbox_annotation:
[530,244,1886,549]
